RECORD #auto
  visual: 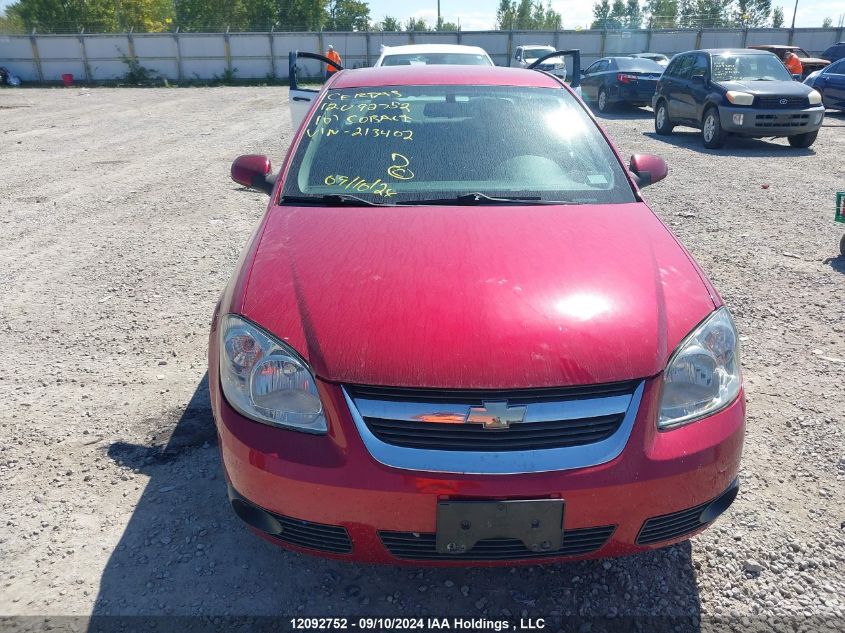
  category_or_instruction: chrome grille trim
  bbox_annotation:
[354,393,632,424]
[342,381,644,475]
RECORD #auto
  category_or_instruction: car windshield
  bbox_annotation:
[711,53,793,82]
[281,85,636,205]
[524,47,554,59]
[381,53,492,66]
[794,48,810,57]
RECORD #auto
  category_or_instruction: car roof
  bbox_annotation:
[685,48,775,56]
[748,45,799,50]
[379,44,489,55]
[329,65,562,89]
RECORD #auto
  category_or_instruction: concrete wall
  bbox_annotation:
[1,27,843,83]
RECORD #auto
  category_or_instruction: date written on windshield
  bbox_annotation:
[324,175,398,197]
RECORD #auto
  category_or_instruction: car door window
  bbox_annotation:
[690,54,709,80]
[826,59,845,74]
[515,48,522,61]
[673,55,695,80]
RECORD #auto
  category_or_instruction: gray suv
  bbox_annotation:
[652,49,825,148]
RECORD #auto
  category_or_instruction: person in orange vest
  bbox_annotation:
[784,51,803,78]
[326,45,342,80]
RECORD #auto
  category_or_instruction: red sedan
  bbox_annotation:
[209,65,745,565]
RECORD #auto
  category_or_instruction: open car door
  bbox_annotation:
[528,49,582,97]
[289,51,343,128]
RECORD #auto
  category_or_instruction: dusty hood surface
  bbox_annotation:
[715,79,814,97]
[241,203,715,389]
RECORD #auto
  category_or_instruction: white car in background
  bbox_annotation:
[374,44,494,67]
[511,45,567,80]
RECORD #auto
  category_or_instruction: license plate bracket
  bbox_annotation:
[435,499,564,554]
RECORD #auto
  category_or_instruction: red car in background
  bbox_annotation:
[209,64,745,565]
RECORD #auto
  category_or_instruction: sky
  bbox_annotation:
[0,0,842,27]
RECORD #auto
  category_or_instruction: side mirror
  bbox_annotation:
[231,154,275,195]
[629,154,668,188]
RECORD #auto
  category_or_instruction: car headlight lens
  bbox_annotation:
[658,308,741,429]
[807,89,822,105]
[726,91,754,106]
[219,314,327,433]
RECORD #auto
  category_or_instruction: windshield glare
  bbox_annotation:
[381,53,492,66]
[282,86,636,205]
[711,54,793,82]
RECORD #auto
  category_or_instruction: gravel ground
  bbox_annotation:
[0,87,844,631]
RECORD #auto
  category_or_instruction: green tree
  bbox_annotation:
[324,0,369,31]
[592,0,610,27]
[626,0,643,27]
[437,19,459,31]
[679,0,727,28]
[0,9,25,31]
[822,16,832,27]
[114,0,173,31]
[276,0,325,31]
[645,0,678,27]
[731,0,771,27]
[496,0,515,29]
[405,16,429,31]
[771,5,783,26]
[514,0,532,28]
[7,0,118,32]
[379,15,400,30]
[610,0,626,26]
[542,3,562,29]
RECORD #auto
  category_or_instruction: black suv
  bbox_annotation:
[652,49,825,148]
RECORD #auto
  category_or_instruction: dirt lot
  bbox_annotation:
[1,87,844,630]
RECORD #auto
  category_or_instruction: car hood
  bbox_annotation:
[715,79,813,96]
[240,203,715,389]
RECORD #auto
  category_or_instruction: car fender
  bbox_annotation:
[700,92,725,122]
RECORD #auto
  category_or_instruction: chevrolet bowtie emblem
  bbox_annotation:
[466,401,527,429]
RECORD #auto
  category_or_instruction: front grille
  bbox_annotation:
[755,96,809,108]
[380,525,615,561]
[364,414,623,451]
[754,113,810,128]
[637,480,739,545]
[346,381,638,405]
[346,381,637,452]
[636,502,710,545]
[270,515,353,553]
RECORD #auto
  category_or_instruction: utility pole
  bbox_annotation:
[790,0,798,29]
[437,0,441,30]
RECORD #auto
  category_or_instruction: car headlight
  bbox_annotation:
[726,91,754,106]
[219,314,327,433]
[807,89,822,105]
[658,308,741,430]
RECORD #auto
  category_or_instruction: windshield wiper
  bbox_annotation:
[280,194,390,207]
[396,192,565,206]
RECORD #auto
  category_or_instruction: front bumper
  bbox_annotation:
[719,104,824,136]
[209,350,746,565]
